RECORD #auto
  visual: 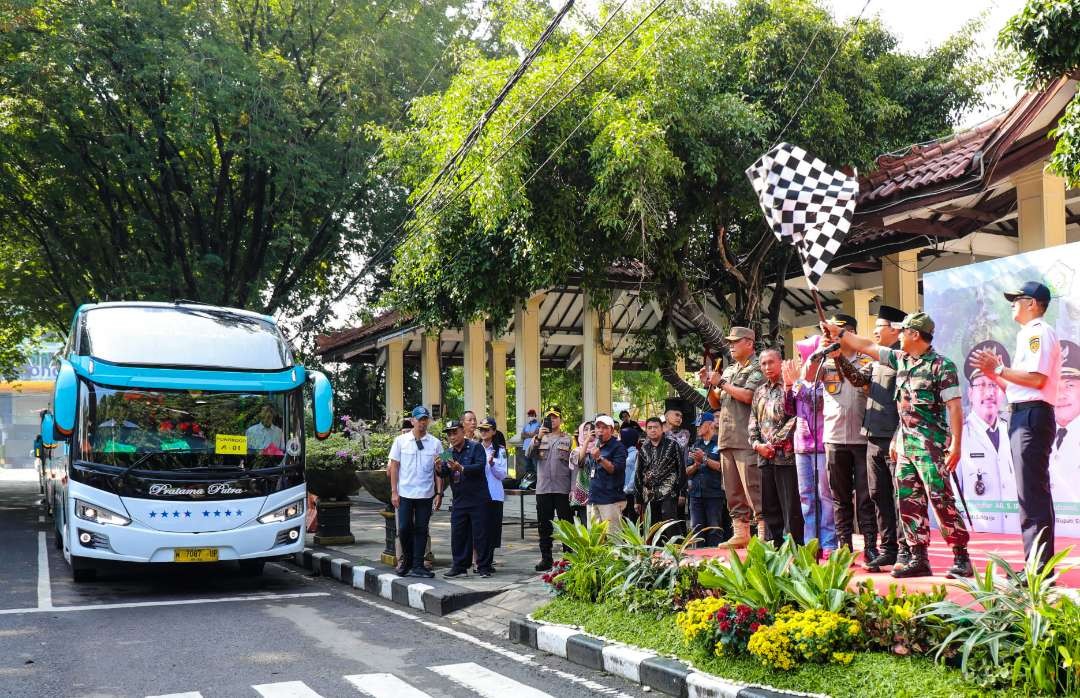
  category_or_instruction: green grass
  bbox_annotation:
[532,597,1029,698]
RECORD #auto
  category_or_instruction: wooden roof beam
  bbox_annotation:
[885,217,963,238]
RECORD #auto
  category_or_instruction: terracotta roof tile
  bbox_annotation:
[316,310,409,355]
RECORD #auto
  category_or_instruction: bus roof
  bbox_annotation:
[74,303,294,372]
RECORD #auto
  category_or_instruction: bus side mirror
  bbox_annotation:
[41,413,59,448]
[311,371,333,440]
[53,361,77,436]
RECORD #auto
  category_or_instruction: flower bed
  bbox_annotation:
[544,519,1080,696]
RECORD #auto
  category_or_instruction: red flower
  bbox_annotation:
[750,622,760,632]
[719,620,731,632]
[757,607,768,620]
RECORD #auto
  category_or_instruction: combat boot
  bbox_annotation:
[895,541,911,569]
[891,545,932,578]
[863,541,881,568]
[945,545,974,578]
[865,547,898,573]
[723,520,751,549]
[534,557,554,572]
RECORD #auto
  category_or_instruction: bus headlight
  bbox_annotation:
[75,499,131,526]
[257,499,304,524]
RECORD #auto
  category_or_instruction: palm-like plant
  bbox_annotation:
[551,519,618,602]
[920,539,1073,692]
[776,539,856,613]
[697,537,796,611]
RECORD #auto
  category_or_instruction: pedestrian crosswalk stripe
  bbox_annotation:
[430,662,554,698]
[344,673,433,698]
[252,681,324,698]
[146,693,203,698]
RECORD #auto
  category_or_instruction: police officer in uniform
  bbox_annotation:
[528,407,574,571]
[440,419,493,578]
[1050,341,1080,504]
[824,312,973,578]
[971,281,1061,570]
[835,305,906,571]
[959,341,1015,533]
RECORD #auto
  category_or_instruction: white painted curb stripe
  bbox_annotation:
[407,583,433,610]
[345,673,433,698]
[310,552,329,568]
[330,558,350,580]
[535,624,578,658]
[252,680,323,697]
[430,662,554,698]
[686,671,745,698]
[352,565,374,589]
[146,693,203,698]
[377,573,396,600]
[601,644,654,683]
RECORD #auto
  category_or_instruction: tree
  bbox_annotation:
[379,0,988,372]
[1001,0,1080,186]
[0,0,482,372]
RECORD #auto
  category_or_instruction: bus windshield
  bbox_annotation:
[76,385,303,472]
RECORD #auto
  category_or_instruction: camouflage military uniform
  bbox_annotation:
[878,346,969,548]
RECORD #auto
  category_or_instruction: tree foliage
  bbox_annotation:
[0,0,480,374]
[1001,0,1080,186]
[380,0,989,364]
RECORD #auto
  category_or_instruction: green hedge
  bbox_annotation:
[533,597,1028,698]
[305,431,397,472]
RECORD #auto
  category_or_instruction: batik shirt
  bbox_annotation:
[877,347,961,457]
[634,434,685,502]
[748,379,798,465]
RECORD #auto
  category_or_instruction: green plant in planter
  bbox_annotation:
[776,539,856,613]
[849,580,950,657]
[552,519,620,603]
[606,514,701,614]
[697,537,795,612]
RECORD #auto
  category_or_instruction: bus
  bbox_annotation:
[40,302,333,581]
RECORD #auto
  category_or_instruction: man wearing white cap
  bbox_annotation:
[586,414,628,529]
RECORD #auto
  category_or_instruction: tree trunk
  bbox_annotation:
[658,366,707,409]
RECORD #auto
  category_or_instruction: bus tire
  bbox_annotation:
[238,560,265,577]
[71,556,97,583]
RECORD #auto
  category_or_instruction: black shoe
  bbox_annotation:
[891,547,932,578]
[863,545,880,566]
[945,546,974,578]
[410,568,435,578]
[895,543,911,569]
[478,568,494,578]
[535,559,554,572]
[395,565,410,577]
[443,568,468,579]
[865,549,898,573]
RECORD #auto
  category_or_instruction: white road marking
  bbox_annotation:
[37,531,52,610]
[146,693,204,698]
[340,591,633,697]
[252,681,323,697]
[431,662,554,698]
[345,673,433,698]
[0,591,329,616]
[38,515,45,524]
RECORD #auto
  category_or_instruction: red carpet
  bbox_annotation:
[685,533,1080,602]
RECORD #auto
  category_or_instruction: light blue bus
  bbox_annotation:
[40,302,333,581]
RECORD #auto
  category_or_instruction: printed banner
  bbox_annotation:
[924,242,1080,536]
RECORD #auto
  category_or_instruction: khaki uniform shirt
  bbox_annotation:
[716,357,764,450]
[822,353,871,445]
[528,431,573,495]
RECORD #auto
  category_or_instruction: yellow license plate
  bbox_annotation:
[174,548,219,563]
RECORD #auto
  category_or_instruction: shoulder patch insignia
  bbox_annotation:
[1030,336,1041,353]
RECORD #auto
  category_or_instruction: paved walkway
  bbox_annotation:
[313,491,555,636]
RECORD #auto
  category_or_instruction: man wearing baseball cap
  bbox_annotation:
[686,411,724,547]
[528,406,574,571]
[970,281,1061,571]
[586,414,628,528]
[699,326,765,548]
[388,405,443,578]
[1050,341,1080,507]
[822,312,973,578]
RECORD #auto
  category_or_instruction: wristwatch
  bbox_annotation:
[994,364,1005,376]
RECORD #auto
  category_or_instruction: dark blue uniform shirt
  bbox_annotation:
[687,436,723,498]
[441,439,490,508]
[587,436,627,505]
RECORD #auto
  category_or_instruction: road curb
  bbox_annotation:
[509,617,823,698]
[289,547,501,616]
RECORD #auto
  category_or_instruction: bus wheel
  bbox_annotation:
[238,560,265,577]
[71,556,97,583]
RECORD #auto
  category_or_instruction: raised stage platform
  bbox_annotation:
[685,532,1080,600]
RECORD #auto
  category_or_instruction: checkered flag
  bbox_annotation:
[746,143,859,289]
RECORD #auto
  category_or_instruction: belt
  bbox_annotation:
[1011,400,1053,411]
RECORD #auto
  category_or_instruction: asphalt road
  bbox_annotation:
[0,472,644,698]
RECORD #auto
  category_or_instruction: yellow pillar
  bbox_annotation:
[837,289,875,335]
[1014,162,1067,253]
[583,292,613,418]
[489,340,509,429]
[420,331,441,414]
[881,248,921,312]
[781,326,795,360]
[514,294,543,441]
[384,339,405,424]
[462,319,487,415]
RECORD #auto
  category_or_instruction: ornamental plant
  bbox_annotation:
[713,603,773,657]
[542,559,570,594]
[849,581,950,657]
[676,596,728,650]
[747,608,860,671]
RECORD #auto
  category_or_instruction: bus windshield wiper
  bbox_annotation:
[116,450,165,481]
[173,466,246,472]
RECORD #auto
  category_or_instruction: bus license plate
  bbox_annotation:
[174,548,219,563]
